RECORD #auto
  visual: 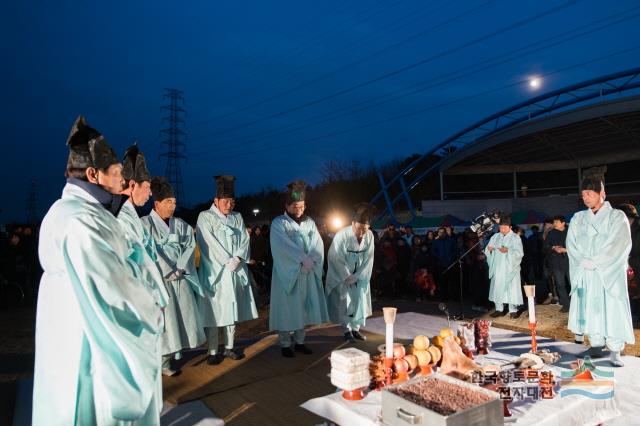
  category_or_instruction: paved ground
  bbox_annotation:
[1,295,638,424]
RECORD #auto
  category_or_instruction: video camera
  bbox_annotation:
[469,210,501,235]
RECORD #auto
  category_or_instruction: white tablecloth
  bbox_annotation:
[302,313,640,425]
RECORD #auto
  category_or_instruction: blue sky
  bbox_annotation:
[2,0,638,222]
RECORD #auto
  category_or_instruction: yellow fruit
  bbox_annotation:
[405,354,418,370]
[427,346,442,364]
[414,350,432,366]
[413,335,430,351]
[431,335,444,348]
[439,327,454,339]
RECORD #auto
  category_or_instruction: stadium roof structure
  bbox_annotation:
[372,67,640,224]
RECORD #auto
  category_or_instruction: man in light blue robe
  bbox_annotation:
[197,175,258,365]
[118,144,170,309]
[485,214,524,319]
[33,116,163,425]
[326,203,375,343]
[142,177,205,376]
[567,173,634,367]
[269,180,329,357]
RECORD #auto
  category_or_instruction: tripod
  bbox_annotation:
[442,238,484,320]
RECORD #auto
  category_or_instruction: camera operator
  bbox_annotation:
[544,216,570,313]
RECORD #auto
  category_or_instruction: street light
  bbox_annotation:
[252,208,260,217]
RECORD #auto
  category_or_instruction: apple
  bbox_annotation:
[393,358,409,373]
[393,344,406,359]
[405,354,418,371]
[414,350,432,366]
[413,335,430,351]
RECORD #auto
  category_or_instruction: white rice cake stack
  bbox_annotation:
[330,348,371,391]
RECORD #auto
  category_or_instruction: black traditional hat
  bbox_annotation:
[352,202,376,225]
[499,213,512,226]
[215,175,235,198]
[581,166,606,193]
[122,143,151,183]
[286,180,307,204]
[66,116,119,171]
[151,176,175,201]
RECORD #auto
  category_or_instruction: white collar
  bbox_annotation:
[151,209,171,232]
[210,203,229,222]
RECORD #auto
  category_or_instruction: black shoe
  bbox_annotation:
[560,306,570,313]
[351,330,367,341]
[206,353,225,365]
[224,348,245,361]
[294,344,313,354]
[281,347,295,358]
[586,346,607,359]
[509,312,522,319]
[490,310,507,318]
[344,332,356,343]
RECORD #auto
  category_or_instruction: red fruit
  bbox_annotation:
[393,358,409,373]
[393,344,406,359]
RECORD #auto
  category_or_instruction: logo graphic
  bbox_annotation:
[559,356,614,399]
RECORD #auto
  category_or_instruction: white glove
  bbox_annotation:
[581,259,596,271]
[302,256,315,272]
[345,274,358,285]
[225,257,241,272]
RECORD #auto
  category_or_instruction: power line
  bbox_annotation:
[190,4,640,156]
[189,0,457,127]
[189,0,393,118]
[190,0,580,140]
[160,88,187,204]
[188,45,640,163]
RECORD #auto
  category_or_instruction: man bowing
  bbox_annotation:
[269,180,329,357]
[326,203,376,343]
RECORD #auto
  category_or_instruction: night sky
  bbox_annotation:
[3,0,638,223]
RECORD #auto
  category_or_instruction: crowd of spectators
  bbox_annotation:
[4,203,639,323]
[0,225,41,307]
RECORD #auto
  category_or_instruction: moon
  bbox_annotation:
[529,77,541,89]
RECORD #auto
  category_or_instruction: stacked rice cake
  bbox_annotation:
[330,348,371,391]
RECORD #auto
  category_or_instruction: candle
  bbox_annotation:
[523,285,536,324]
[385,324,394,358]
[527,297,536,324]
[382,307,397,359]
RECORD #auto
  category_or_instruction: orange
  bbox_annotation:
[439,327,454,338]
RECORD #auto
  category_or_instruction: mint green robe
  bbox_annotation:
[484,230,524,307]
[196,205,258,327]
[567,202,635,347]
[118,201,169,308]
[325,226,375,329]
[142,210,205,355]
[33,182,163,425]
[269,214,329,331]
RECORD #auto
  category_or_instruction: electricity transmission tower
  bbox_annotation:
[160,88,187,203]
